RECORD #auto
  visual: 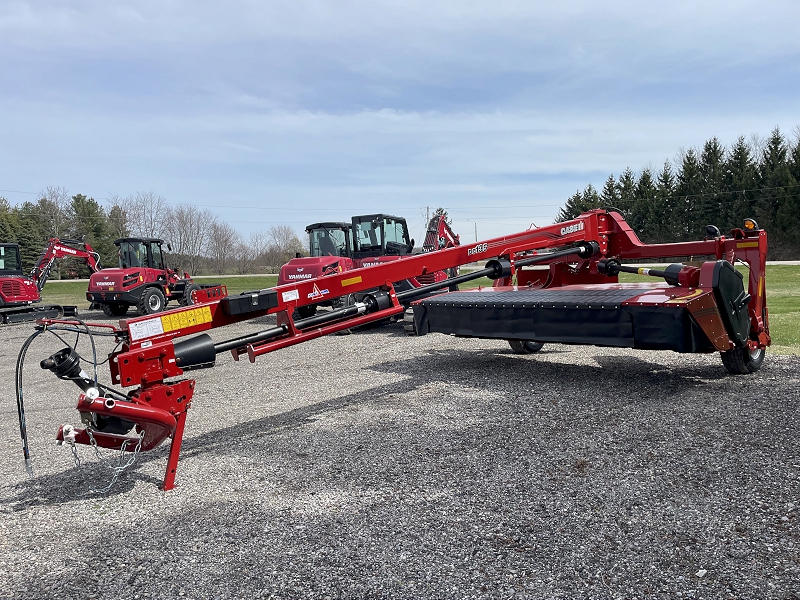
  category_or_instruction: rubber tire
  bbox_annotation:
[101,303,129,317]
[403,307,417,335]
[295,304,317,319]
[721,346,765,375]
[138,287,166,315]
[508,340,545,354]
[181,283,201,306]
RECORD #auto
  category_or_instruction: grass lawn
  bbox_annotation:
[40,266,799,354]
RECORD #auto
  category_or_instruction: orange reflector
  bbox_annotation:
[743,218,758,230]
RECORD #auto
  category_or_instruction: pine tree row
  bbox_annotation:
[557,127,800,259]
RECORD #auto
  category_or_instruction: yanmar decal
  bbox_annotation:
[287,273,313,280]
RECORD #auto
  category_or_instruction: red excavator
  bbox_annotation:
[278,213,460,317]
[0,238,101,324]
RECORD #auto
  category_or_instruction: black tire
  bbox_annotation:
[138,287,166,315]
[181,283,202,306]
[295,304,317,319]
[403,307,417,335]
[721,345,765,375]
[508,340,545,354]
[101,303,129,317]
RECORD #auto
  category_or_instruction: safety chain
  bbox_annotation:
[62,425,146,494]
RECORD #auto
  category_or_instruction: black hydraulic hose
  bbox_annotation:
[397,241,600,303]
[15,328,45,475]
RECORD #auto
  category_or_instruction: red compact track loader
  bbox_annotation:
[87,237,219,317]
[0,238,101,324]
[19,210,771,491]
[278,213,460,317]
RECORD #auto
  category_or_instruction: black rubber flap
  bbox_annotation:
[711,260,750,346]
[415,289,642,348]
[222,289,279,315]
[414,288,715,352]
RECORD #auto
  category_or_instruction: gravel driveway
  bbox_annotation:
[1,310,798,599]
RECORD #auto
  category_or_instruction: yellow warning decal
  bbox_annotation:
[665,289,705,304]
[736,241,759,248]
[161,305,213,332]
[341,276,363,287]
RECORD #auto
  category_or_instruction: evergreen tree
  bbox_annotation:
[757,128,794,256]
[69,194,115,270]
[556,185,601,221]
[0,197,19,242]
[15,202,47,270]
[431,207,452,226]
[634,167,658,241]
[617,168,639,230]
[698,137,726,230]
[676,149,703,239]
[652,161,677,242]
[724,136,758,230]
[599,175,620,209]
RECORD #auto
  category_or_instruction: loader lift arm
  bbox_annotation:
[23,210,769,491]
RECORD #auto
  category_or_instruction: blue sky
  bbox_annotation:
[1,1,798,243]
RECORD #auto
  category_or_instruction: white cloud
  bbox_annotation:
[0,0,797,242]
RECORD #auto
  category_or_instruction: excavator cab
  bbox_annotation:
[0,244,23,275]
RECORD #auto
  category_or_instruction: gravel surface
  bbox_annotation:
[1,309,798,599]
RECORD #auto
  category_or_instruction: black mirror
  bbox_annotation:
[410,238,415,247]
[705,225,721,238]
[167,243,172,252]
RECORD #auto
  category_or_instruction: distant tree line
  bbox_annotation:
[0,188,305,277]
[557,127,800,259]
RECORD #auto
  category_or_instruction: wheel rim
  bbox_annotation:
[148,295,161,311]
[749,348,764,361]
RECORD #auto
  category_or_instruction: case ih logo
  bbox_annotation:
[467,243,488,257]
[287,273,313,280]
[560,222,584,236]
